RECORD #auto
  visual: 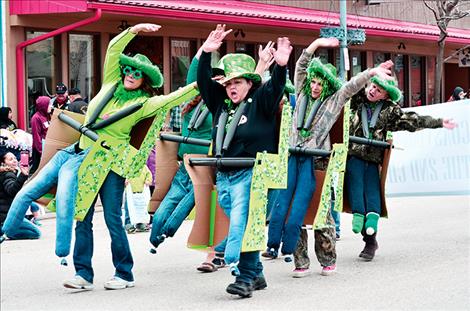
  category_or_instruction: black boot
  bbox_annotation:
[226,281,253,298]
[359,232,378,261]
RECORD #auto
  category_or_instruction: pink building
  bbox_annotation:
[3,0,470,128]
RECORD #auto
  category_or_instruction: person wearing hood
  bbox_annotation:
[0,107,18,131]
[30,96,51,173]
[447,86,467,102]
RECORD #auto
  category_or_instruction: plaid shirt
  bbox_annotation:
[169,106,182,130]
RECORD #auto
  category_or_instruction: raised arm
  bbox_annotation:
[336,60,394,104]
[294,37,339,95]
[102,23,161,84]
[255,41,275,76]
[257,37,292,115]
[197,24,232,113]
[387,107,456,133]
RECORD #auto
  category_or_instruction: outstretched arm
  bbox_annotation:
[102,23,161,84]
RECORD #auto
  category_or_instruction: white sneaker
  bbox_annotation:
[104,276,135,290]
[292,268,312,278]
[63,275,94,290]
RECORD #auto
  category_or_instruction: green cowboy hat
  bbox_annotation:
[305,58,343,100]
[217,53,261,85]
[119,53,164,88]
[370,76,402,102]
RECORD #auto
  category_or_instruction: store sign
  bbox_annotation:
[386,100,470,197]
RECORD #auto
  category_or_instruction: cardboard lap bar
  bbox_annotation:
[33,109,84,206]
[184,105,292,252]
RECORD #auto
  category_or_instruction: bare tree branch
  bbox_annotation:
[443,44,470,62]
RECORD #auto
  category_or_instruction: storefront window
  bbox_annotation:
[373,52,386,67]
[409,55,423,107]
[26,31,58,124]
[170,39,196,91]
[235,42,255,59]
[350,50,365,77]
[69,34,97,102]
[426,56,436,104]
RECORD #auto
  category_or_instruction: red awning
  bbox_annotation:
[10,0,470,44]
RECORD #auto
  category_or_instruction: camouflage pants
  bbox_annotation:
[293,211,337,268]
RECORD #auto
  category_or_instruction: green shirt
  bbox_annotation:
[79,29,198,149]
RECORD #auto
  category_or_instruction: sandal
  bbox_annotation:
[197,262,218,273]
[212,257,226,269]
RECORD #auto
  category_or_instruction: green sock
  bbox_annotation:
[365,212,380,235]
[352,213,365,233]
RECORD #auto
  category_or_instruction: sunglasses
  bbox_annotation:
[122,66,143,79]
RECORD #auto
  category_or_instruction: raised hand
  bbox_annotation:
[442,118,457,129]
[130,23,161,34]
[306,37,339,53]
[314,37,340,48]
[201,24,233,53]
[255,41,276,74]
[273,37,292,67]
[370,60,394,81]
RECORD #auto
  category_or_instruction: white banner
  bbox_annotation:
[386,100,470,197]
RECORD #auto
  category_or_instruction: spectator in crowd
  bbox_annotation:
[0,107,18,131]
[30,96,51,174]
[50,82,69,110]
[0,151,41,242]
[447,86,467,102]
[67,88,88,115]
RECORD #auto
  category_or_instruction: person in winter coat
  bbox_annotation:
[0,152,40,241]
[30,96,51,174]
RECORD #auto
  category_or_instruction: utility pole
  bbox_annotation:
[339,0,348,81]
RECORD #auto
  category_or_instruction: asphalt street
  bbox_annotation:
[1,195,469,311]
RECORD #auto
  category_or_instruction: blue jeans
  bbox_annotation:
[330,201,341,235]
[216,168,253,266]
[2,144,87,257]
[267,155,316,255]
[1,218,40,240]
[73,170,133,283]
[149,165,195,248]
[214,189,279,254]
[345,156,381,215]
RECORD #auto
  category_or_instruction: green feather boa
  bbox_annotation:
[113,81,149,104]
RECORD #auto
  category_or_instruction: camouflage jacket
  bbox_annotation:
[291,49,373,150]
[349,90,443,163]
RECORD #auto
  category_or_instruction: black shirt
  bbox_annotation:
[197,51,286,165]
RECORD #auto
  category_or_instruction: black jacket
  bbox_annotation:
[0,170,28,224]
[197,51,286,166]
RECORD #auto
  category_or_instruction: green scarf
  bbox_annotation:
[113,81,149,104]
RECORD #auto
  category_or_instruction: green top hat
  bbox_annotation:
[305,58,342,100]
[217,53,261,85]
[119,53,164,88]
[370,76,402,102]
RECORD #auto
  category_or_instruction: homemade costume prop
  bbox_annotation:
[346,76,446,260]
[195,44,291,297]
[1,28,198,274]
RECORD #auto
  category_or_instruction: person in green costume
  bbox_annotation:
[346,76,457,261]
[1,23,198,291]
